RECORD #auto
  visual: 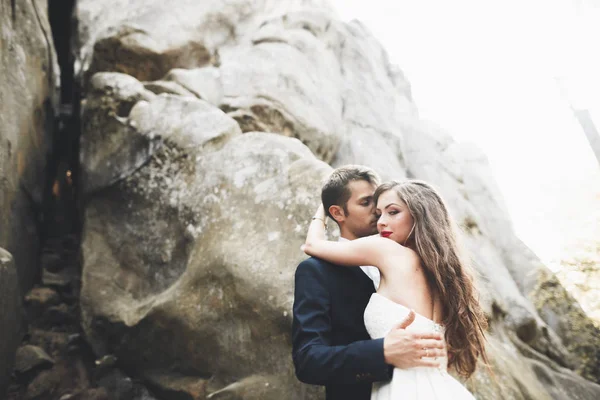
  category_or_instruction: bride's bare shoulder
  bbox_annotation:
[381,240,417,257]
[382,243,421,271]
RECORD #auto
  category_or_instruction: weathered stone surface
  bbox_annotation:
[28,329,69,360]
[164,67,224,106]
[21,328,94,399]
[530,270,600,383]
[80,132,328,399]
[129,93,241,153]
[1,7,60,392]
[25,287,61,311]
[145,372,208,400]
[0,249,22,395]
[205,375,287,400]
[0,0,58,291]
[80,73,158,193]
[74,1,600,399]
[143,80,196,97]
[75,0,335,84]
[95,367,155,400]
[25,368,61,400]
[218,16,344,162]
[60,387,110,400]
[41,270,73,289]
[15,345,55,375]
[81,72,241,194]
[46,303,76,326]
[75,2,354,163]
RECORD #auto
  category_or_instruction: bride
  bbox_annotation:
[302,180,488,399]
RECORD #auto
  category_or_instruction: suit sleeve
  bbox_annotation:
[292,258,392,385]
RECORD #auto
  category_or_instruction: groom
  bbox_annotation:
[292,165,445,400]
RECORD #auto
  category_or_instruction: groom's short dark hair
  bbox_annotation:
[321,165,380,220]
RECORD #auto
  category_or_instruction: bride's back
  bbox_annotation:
[376,245,443,324]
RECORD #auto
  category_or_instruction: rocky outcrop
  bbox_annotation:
[0,0,58,290]
[0,0,58,394]
[74,0,600,399]
[80,83,328,397]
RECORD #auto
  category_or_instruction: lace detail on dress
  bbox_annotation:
[364,293,448,372]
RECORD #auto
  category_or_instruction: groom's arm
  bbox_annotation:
[292,258,392,385]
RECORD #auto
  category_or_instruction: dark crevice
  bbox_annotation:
[43,0,81,241]
[6,1,91,399]
[6,2,162,399]
[11,0,16,21]
[48,0,76,105]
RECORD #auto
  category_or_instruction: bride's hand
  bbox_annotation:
[309,204,327,228]
[303,204,328,254]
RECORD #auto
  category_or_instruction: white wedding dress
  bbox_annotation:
[364,293,476,400]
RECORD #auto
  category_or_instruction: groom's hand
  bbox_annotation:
[383,310,446,369]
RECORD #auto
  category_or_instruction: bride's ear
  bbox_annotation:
[328,205,345,223]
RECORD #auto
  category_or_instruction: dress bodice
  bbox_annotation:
[364,293,476,399]
[364,293,447,370]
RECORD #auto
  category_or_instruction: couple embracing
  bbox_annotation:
[292,165,489,400]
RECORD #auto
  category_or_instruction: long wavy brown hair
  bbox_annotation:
[374,180,489,378]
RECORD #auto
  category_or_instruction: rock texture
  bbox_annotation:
[0,0,58,394]
[0,249,22,395]
[73,0,600,399]
[0,0,58,290]
[14,345,54,375]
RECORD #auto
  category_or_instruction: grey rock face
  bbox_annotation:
[80,72,242,194]
[0,249,22,395]
[15,345,55,375]
[163,67,224,106]
[80,130,328,399]
[0,0,58,291]
[0,0,57,394]
[74,0,600,399]
[80,73,158,193]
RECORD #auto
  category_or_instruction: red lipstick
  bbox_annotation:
[380,231,392,238]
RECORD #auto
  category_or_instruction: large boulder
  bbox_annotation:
[75,1,600,398]
[74,0,335,84]
[80,97,329,398]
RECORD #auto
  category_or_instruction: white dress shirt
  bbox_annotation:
[338,237,380,289]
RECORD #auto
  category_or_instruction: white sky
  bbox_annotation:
[331,0,600,265]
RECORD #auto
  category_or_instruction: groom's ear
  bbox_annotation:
[328,205,346,223]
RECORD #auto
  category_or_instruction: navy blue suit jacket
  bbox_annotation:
[292,257,392,400]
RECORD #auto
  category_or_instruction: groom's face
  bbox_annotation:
[342,180,379,239]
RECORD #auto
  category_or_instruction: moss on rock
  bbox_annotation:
[530,269,600,383]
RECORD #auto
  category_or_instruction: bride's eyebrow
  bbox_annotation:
[376,203,400,211]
